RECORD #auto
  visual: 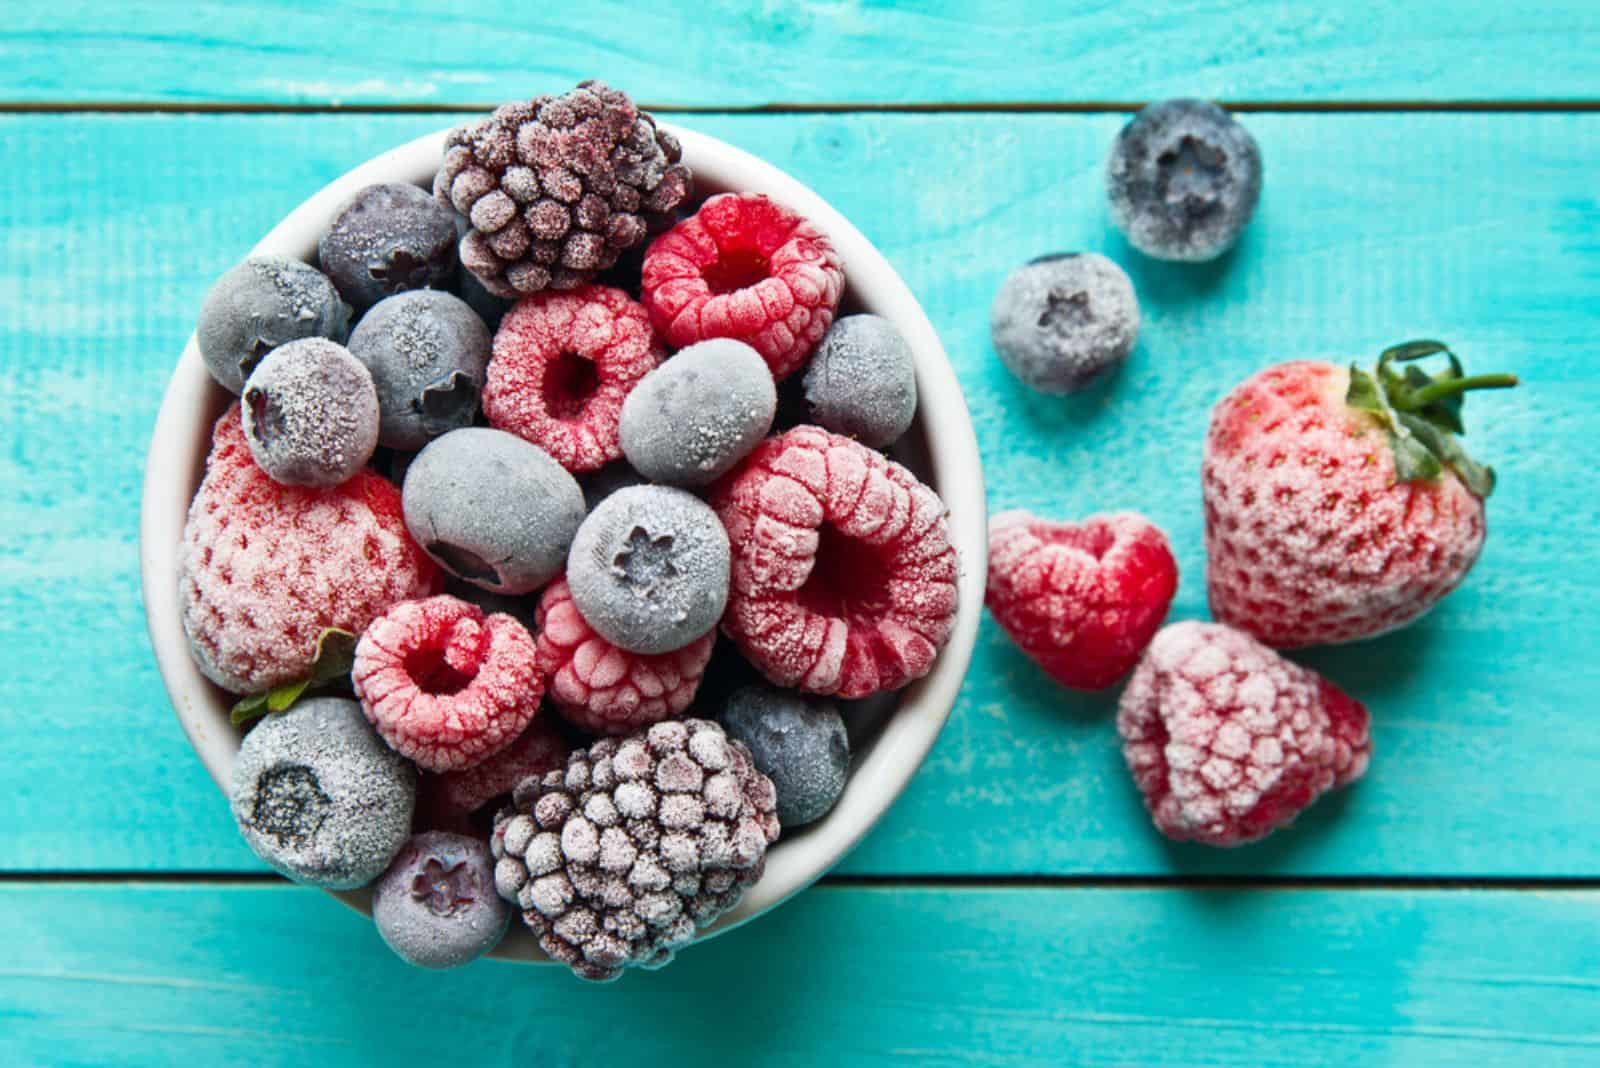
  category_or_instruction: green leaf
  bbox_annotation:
[1345,365,1386,416]
[1396,413,1496,497]
[266,679,311,713]
[1381,339,1452,364]
[230,692,271,726]
[227,628,358,727]
[1388,428,1443,483]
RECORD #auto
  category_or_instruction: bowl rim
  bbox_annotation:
[139,122,988,964]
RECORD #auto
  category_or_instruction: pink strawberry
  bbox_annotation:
[179,404,440,694]
[1203,341,1516,647]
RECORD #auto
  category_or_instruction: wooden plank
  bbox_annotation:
[4,2,1600,106]
[3,112,1598,877]
[3,883,1598,1065]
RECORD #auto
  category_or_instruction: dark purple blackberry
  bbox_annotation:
[318,183,460,313]
[435,81,691,299]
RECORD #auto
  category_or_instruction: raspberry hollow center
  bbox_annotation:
[799,524,895,623]
[1036,519,1117,559]
[543,351,601,419]
[701,247,771,296]
[403,644,475,696]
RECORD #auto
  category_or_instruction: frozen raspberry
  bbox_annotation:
[986,510,1178,691]
[352,595,545,773]
[425,715,570,825]
[641,193,845,380]
[1117,621,1373,847]
[180,405,439,695]
[535,577,715,735]
[712,426,959,699]
[483,284,663,472]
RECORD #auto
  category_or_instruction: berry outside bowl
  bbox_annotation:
[139,124,988,963]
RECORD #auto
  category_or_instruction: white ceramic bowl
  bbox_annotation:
[140,124,987,962]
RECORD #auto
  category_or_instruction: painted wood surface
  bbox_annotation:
[4,2,1600,107]
[3,111,1598,877]
[4,882,1599,1066]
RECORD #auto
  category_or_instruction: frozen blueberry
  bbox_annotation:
[581,461,648,513]
[802,315,917,447]
[347,290,492,450]
[318,183,459,313]
[403,427,585,595]
[1107,99,1262,263]
[619,338,776,486]
[196,256,351,394]
[372,831,510,969]
[230,697,416,889]
[241,337,380,488]
[720,686,849,828]
[567,485,730,655]
[990,253,1140,394]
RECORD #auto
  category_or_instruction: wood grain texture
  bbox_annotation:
[5,2,1600,106]
[3,112,1599,877]
[4,882,1599,1066]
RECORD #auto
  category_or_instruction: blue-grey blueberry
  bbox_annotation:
[318,183,459,312]
[720,686,849,828]
[196,256,351,394]
[348,289,492,450]
[372,831,511,969]
[241,337,380,488]
[990,252,1139,394]
[619,338,776,486]
[802,315,917,447]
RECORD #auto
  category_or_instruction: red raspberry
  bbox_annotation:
[986,511,1178,691]
[421,715,570,829]
[534,576,715,734]
[711,426,958,699]
[1117,621,1372,847]
[483,284,663,472]
[179,404,439,694]
[641,193,845,380]
[352,595,545,773]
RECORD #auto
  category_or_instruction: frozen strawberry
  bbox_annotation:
[482,284,663,472]
[179,404,439,694]
[712,426,958,699]
[352,595,544,773]
[534,576,715,735]
[421,715,570,829]
[641,193,845,380]
[1117,621,1372,846]
[1204,341,1517,647]
[986,511,1177,691]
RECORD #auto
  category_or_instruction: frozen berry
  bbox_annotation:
[1118,622,1372,847]
[372,831,511,968]
[536,576,716,735]
[641,193,845,380]
[197,256,351,394]
[352,594,545,773]
[802,314,917,447]
[239,337,379,488]
[1107,99,1262,263]
[347,290,492,450]
[713,426,958,698]
[581,461,647,513]
[403,427,585,595]
[483,284,663,472]
[567,485,730,655]
[435,81,691,298]
[318,183,459,312]
[230,697,416,888]
[720,686,848,827]
[427,715,570,820]
[180,405,439,695]
[986,510,1178,691]
[619,338,776,486]
[991,253,1139,394]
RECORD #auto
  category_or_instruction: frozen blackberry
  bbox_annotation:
[229,697,416,889]
[436,81,691,299]
[318,183,460,313]
[802,315,917,447]
[491,718,779,980]
[567,485,731,655]
[347,290,492,450]
[373,831,511,968]
[991,253,1140,394]
[241,337,380,488]
[720,686,848,828]
[196,256,351,394]
[619,338,776,486]
[1107,99,1262,263]
[403,427,585,595]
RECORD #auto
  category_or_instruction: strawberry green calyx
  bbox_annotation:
[230,628,358,725]
[1345,340,1518,498]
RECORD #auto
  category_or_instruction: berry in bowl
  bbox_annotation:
[140,82,986,980]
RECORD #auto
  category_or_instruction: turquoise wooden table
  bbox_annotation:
[5,4,1600,1064]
